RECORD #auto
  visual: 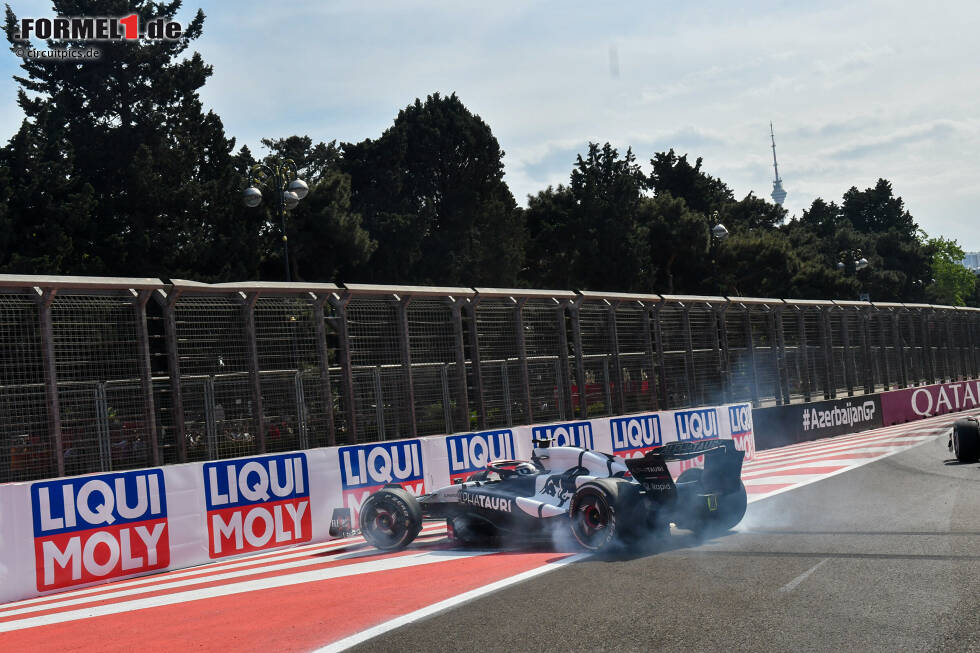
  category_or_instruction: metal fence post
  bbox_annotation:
[466,298,486,430]
[840,308,854,397]
[607,301,626,415]
[133,289,159,467]
[450,299,470,433]
[820,307,835,399]
[798,308,811,402]
[652,303,669,409]
[513,297,532,424]
[37,288,64,476]
[243,292,265,454]
[859,308,874,394]
[717,303,732,404]
[95,382,110,471]
[894,311,908,389]
[396,295,418,438]
[555,300,574,418]
[920,310,934,384]
[570,299,589,418]
[373,366,386,436]
[156,288,186,463]
[330,294,357,442]
[944,311,957,381]
[878,310,891,391]
[681,303,698,406]
[205,375,217,460]
[773,305,789,404]
[743,305,761,406]
[641,305,659,411]
[312,295,336,446]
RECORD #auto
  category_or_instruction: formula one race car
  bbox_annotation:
[357,438,747,552]
[950,417,980,462]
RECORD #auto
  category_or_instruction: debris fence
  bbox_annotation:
[2,275,977,482]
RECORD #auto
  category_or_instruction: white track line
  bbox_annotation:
[779,558,830,593]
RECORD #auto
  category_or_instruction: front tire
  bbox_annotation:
[359,487,422,551]
[953,418,980,462]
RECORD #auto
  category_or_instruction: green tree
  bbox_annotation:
[637,193,708,295]
[648,149,734,215]
[2,1,258,280]
[342,92,523,286]
[923,234,976,306]
[255,136,375,281]
[841,179,917,239]
[524,143,649,291]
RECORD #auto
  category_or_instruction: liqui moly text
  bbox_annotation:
[610,414,663,458]
[203,454,310,558]
[446,430,515,482]
[674,408,720,441]
[31,470,168,591]
[531,421,595,449]
[338,440,425,526]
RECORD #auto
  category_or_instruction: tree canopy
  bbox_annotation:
[0,2,971,306]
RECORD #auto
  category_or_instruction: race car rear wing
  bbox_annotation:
[629,439,745,495]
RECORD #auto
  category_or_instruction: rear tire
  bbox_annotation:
[359,487,422,551]
[953,418,980,462]
[569,478,636,551]
[674,467,746,533]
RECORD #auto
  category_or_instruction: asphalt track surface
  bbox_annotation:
[351,423,980,653]
[1,413,975,652]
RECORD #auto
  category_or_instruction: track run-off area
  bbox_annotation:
[0,411,971,652]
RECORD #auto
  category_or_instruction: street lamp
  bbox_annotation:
[837,250,871,301]
[241,159,309,282]
[711,211,729,242]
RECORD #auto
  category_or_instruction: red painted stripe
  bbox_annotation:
[741,465,847,480]
[1,551,572,652]
[744,483,795,494]
[0,525,448,614]
[0,545,448,624]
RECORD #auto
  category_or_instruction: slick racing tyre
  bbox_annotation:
[952,418,980,463]
[359,487,423,552]
[569,478,632,551]
[675,468,747,533]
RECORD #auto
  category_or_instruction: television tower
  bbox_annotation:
[769,122,787,206]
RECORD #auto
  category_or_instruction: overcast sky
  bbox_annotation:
[2,1,979,247]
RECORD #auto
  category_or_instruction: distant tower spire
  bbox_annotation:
[770,122,787,206]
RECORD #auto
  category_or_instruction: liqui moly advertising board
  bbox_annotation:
[727,403,755,460]
[445,430,515,483]
[610,413,663,458]
[203,453,311,558]
[338,439,425,526]
[31,470,169,591]
[881,380,980,425]
[531,421,595,449]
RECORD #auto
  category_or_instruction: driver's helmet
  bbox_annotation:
[489,460,538,476]
[511,462,538,475]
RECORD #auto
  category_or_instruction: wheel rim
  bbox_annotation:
[572,493,611,548]
[363,501,406,547]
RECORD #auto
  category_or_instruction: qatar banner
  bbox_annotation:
[881,380,980,426]
[0,401,751,606]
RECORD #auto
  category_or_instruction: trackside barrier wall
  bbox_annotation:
[752,378,980,450]
[0,402,752,604]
